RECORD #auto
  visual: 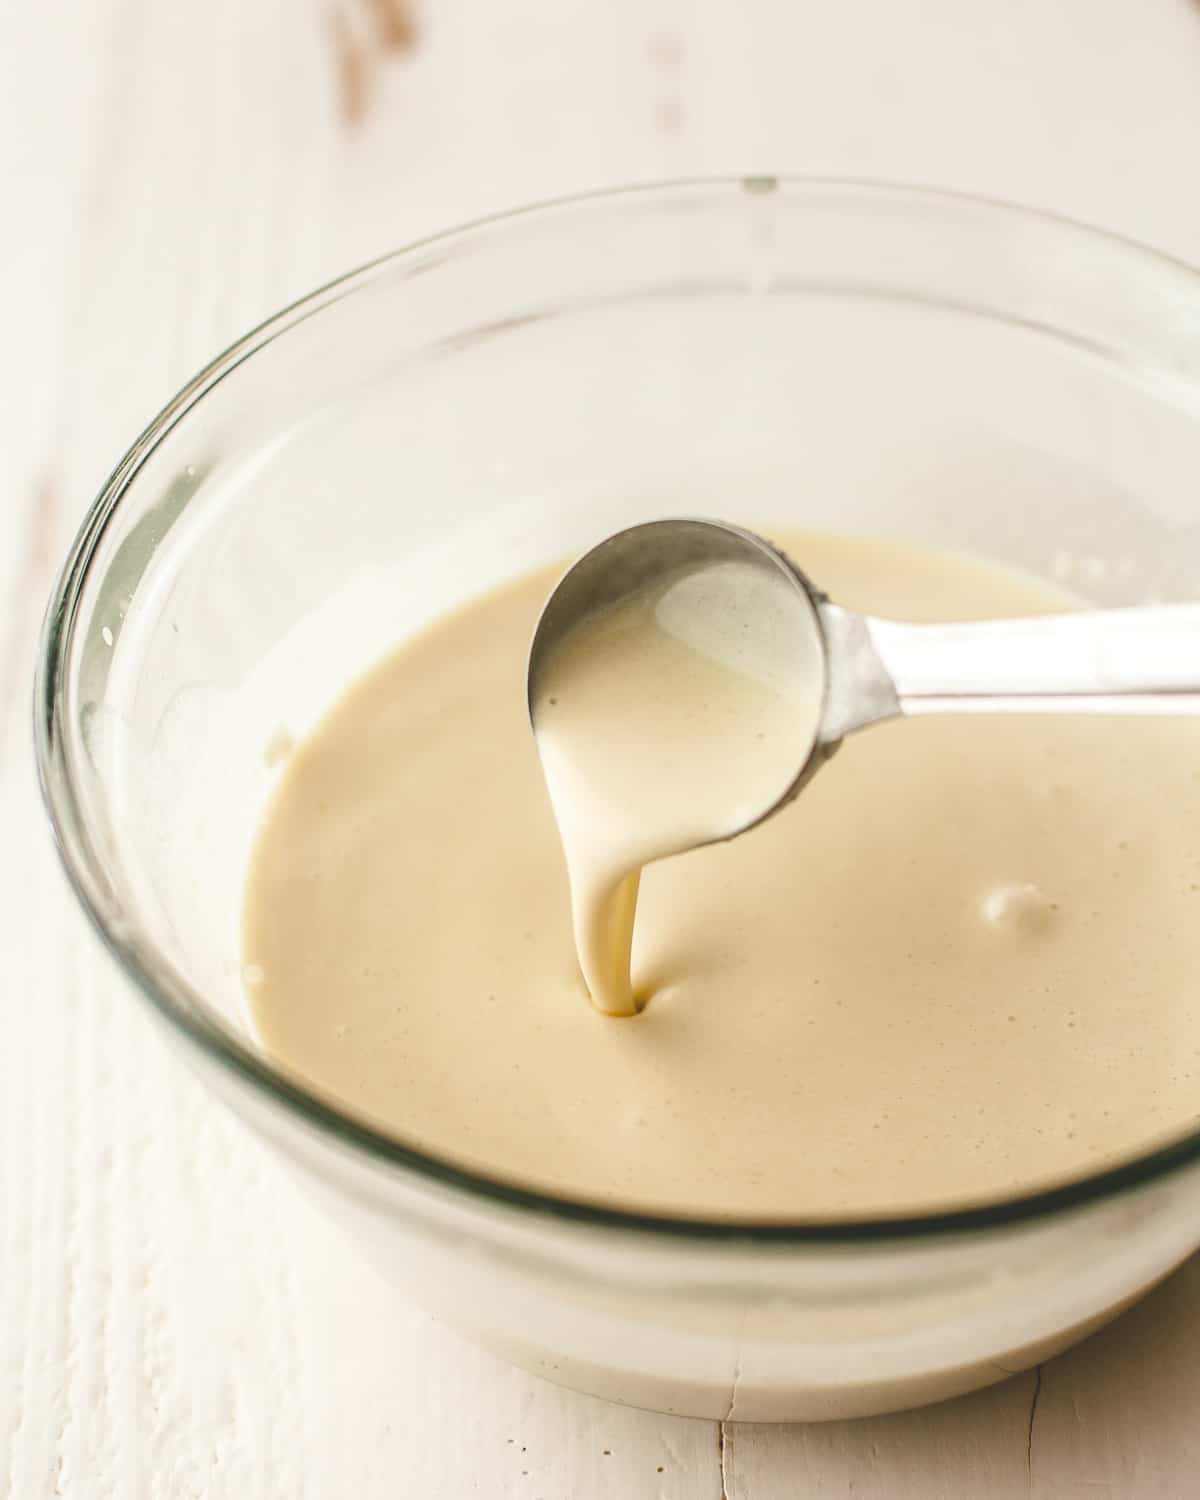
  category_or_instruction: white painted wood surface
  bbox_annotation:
[5,1,1200,1494]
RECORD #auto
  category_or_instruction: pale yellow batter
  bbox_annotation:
[243,531,1200,1219]
[532,555,824,1015]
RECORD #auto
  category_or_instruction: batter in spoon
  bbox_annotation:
[530,555,824,1014]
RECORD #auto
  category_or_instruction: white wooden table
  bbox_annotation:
[5,1,1200,1494]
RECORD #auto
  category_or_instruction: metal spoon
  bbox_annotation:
[528,517,1200,834]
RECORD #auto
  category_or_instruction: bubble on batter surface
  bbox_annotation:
[981,882,1056,935]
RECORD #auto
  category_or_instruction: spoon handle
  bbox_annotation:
[819,601,1200,742]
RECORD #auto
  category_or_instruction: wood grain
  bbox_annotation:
[4,0,1200,1495]
[724,1374,1038,1499]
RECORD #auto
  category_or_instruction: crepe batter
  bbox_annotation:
[531,554,825,1015]
[243,530,1200,1219]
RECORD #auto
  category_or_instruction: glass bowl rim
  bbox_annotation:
[34,174,1200,1246]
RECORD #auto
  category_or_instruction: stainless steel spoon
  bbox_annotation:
[528,517,1200,832]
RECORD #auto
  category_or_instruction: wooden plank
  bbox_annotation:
[1029,1256,1200,1500]
[724,1373,1037,1500]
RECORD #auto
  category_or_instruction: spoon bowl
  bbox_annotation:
[528,517,839,843]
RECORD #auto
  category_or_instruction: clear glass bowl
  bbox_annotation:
[36,179,1200,1421]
